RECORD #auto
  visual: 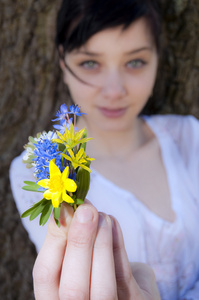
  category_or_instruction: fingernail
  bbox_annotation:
[109,215,116,233]
[76,206,94,224]
[98,213,107,228]
[59,205,68,227]
[59,203,74,227]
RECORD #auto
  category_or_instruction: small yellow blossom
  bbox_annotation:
[62,148,94,173]
[52,123,92,149]
[37,159,77,208]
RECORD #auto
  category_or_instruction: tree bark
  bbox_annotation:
[157,0,199,116]
[0,0,198,298]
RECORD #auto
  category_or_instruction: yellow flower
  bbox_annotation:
[62,148,94,173]
[37,159,77,208]
[52,123,92,149]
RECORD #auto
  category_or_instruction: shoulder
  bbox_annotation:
[146,114,199,189]
[145,114,199,145]
[145,113,198,129]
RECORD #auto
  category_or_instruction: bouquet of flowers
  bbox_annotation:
[21,104,94,227]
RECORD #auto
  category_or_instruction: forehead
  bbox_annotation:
[74,18,155,54]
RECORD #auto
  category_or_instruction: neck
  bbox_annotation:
[77,117,148,159]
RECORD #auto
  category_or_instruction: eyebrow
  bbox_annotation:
[73,46,153,57]
[73,50,101,57]
[125,46,153,55]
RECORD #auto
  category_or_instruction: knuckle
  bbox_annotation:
[92,291,117,300]
[94,238,111,250]
[59,287,88,300]
[48,221,68,241]
[96,293,117,300]
[113,241,123,254]
[99,292,117,300]
[33,260,55,286]
[68,234,93,249]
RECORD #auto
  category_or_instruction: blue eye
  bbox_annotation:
[127,59,146,69]
[80,61,99,69]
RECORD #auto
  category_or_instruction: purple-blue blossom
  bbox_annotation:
[33,136,62,181]
[69,104,86,116]
[52,104,69,123]
[53,118,72,134]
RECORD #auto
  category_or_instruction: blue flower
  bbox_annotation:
[52,104,69,123]
[69,105,86,116]
[53,118,72,134]
[33,133,62,181]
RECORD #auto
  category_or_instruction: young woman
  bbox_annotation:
[10,0,199,299]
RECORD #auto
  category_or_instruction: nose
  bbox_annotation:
[101,70,126,100]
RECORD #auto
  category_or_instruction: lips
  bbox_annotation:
[98,107,127,118]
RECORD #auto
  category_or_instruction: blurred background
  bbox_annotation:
[0,0,199,298]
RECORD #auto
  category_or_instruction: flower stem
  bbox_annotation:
[74,115,76,128]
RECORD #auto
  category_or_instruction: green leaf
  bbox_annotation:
[79,142,86,151]
[58,143,66,152]
[24,181,37,186]
[39,202,53,226]
[75,166,90,201]
[21,206,36,218]
[21,199,46,218]
[22,186,43,192]
[22,182,43,192]
[54,218,61,227]
[29,136,36,143]
[54,206,61,220]
[75,198,84,205]
[29,200,49,221]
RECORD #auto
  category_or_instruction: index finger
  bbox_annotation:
[33,203,74,300]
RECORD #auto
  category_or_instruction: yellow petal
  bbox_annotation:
[62,166,69,181]
[38,179,50,188]
[79,158,87,164]
[43,189,52,200]
[57,131,65,141]
[76,148,84,160]
[64,178,77,192]
[71,161,79,169]
[62,153,72,162]
[51,138,64,144]
[69,123,75,139]
[51,193,61,208]
[76,128,85,140]
[87,157,95,161]
[52,198,60,208]
[62,192,74,204]
[79,164,91,173]
[49,159,61,177]
[79,137,93,144]
[67,148,75,159]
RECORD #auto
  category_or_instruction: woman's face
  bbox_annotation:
[61,18,158,132]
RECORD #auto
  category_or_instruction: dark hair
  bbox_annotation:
[56,0,161,54]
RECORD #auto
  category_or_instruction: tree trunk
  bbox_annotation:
[0,0,198,298]
[157,0,199,116]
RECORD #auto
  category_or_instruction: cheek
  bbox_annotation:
[67,83,94,111]
[130,67,157,100]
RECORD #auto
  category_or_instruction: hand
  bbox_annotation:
[33,203,160,300]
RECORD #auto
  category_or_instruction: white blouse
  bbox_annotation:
[10,114,199,300]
